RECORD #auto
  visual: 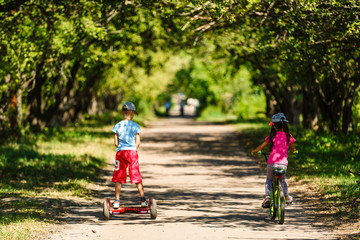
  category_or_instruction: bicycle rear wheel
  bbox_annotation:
[278,184,285,224]
[270,184,276,220]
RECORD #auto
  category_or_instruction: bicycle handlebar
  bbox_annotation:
[349,170,360,176]
[251,150,298,156]
[251,150,298,164]
[250,151,268,163]
[251,151,267,156]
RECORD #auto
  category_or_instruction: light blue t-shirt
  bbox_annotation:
[112,120,141,151]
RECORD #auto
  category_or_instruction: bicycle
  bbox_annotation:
[253,151,287,224]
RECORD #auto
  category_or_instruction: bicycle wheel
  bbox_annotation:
[278,183,285,224]
[270,182,276,220]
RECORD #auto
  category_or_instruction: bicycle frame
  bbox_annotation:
[259,151,286,224]
[270,169,285,224]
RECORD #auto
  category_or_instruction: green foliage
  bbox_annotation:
[1,0,360,138]
[0,122,110,237]
[353,90,360,133]
[0,144,103,186]
[290,130,360,178]
[197,105,235,122]
[182,0,360,133]
[230,66,266,120]
[171,56,266,119]
[99,51,190,116]
[0,0,188,137]
[291,129,360,221]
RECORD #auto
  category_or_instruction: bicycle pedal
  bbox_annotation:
[262,203,270,208]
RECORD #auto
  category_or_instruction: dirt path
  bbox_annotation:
[48,118,335,240]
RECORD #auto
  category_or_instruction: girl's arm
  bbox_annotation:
[135,133,141,149]
[289,142,296,154]
[251,141,268,155]
[114,133,119,148]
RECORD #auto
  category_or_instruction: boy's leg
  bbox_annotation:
[136,182,148,207]
[136,182,145,198]
[113,182,121,208]
[127,150,143,189]
[112,151,128,188]
[115,182,122,200]
[126,150,146,205]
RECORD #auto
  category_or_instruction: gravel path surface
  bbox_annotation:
[48,117,334,240]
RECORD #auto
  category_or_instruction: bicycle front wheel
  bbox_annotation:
[278,184,285,224]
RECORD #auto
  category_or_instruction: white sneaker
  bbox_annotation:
[262,196,271,208]
[286,196,293,205]
[141,200,148,207]
[113,200,120,209]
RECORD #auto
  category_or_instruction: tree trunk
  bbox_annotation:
[16,89,23,127]
[262,83,276,117]
[342,95,353,135]
[42,59,81,124]
[302,88,319,130]
[342,78,359,135]
[25,58,47,128]
[261,76,300,125]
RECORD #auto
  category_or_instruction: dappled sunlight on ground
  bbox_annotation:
[48,118,336,240]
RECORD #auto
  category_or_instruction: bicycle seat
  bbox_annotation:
[273,169,286,175]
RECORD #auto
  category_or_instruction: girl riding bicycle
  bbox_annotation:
[251,113,296,208]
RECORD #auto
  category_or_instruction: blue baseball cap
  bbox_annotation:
[269,113,288,125]
[122,101,137,114]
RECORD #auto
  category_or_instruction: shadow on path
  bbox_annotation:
[51,118,334,240]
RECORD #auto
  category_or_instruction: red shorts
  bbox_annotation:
[111,150,142,184]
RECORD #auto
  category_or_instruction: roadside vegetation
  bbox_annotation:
[0,126,107,239]
[0,112,154,239]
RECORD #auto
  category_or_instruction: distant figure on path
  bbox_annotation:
[180,100,185,116]
[164,100,171,116]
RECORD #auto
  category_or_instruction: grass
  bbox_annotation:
[0,219,49,240]
[234,122,360,235]
[0,111,152,239]
[0,123,115,239]
[197,106,237,122]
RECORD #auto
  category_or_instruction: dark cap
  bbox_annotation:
[122,101,137,114]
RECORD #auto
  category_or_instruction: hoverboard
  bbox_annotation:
[102,197,157,220]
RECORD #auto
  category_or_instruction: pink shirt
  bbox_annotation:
[265,131,296,165]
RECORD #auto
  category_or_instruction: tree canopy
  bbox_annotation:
[1,0,360,140]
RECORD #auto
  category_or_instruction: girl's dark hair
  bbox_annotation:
[269,121,291,151]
